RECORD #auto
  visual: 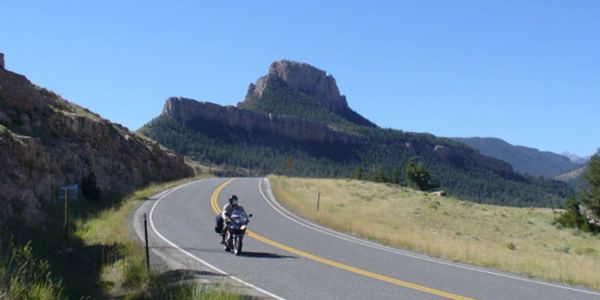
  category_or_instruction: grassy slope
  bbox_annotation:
[269,176,600,289]
[1,176,240,300]
[74,176,241,299]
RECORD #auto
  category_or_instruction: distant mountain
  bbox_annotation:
[140,60,572,207]
[561,152,590,164]
[453,137,583,178]
[0,53,193,225]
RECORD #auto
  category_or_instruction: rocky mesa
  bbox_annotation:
[0,54,193,225]
[162,97,357,144]
[241,60,376,128]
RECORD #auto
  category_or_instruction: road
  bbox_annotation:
[142,177,600,299]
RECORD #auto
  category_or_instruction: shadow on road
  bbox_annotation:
[149,246,297,259]
[239,251,297,259]
[160,269,226,281]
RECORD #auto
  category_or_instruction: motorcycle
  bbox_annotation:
[223,207,252,255]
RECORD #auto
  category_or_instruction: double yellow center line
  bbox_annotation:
[210,179,474,300]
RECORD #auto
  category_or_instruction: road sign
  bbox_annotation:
[58,184,79,201]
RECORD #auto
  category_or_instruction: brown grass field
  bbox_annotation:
[269,176,600,289]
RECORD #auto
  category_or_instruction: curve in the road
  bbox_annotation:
[211,179,473,300]
[145,177,600,300]
[148,179,284,300]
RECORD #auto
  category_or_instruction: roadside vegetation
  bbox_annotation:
[555,154,600,233]
[0,175,241,299]
[269,175,600,289]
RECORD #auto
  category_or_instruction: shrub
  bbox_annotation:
[0,241,65,300]
[506,242,517,251]
[554,196,586,229]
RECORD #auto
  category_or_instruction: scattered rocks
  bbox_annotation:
[431,191,447,197]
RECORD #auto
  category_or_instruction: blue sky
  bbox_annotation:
[1,1,598,156]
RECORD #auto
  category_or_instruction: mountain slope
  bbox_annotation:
[0,54,193,225]
[140,60,572,207]
[453,137,583,178]
[555,166,586,188]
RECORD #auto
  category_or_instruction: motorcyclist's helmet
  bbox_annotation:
[229,195,239,206]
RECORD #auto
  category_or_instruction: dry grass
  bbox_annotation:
[269,176,600,289]
[74,174,240,299]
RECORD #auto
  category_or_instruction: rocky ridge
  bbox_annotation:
[160,97,513,176]
[0,54,193,225]
[163,97,357,143]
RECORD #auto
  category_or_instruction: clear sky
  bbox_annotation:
[1,1,598,156]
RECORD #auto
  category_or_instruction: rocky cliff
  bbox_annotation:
[163,97,357,143]
[0,54,193,225]
[241,60,376,127]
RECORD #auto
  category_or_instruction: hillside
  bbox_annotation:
[555,166,587,188]
[0,54,193,225]
[139,60,572,207]
[453,137,583,177]
[268,176,600,289]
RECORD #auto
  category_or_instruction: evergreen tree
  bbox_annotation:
[391,165,401,185]
[81,171,101,202]
[407,159,433,191]
[353,165,364,180]
[582,154,600,218]
[373,164,387,183]
[555,196,586,229]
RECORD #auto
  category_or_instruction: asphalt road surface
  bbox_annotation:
[145,177,600,299]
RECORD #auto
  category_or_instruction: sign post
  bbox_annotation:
[64,188,69,241]
[144,213,150,270]
[59,184,78,242]
[317,192,320,211]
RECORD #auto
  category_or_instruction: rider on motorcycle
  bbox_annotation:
[220,195,246,244]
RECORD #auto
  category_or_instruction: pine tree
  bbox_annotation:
[391,165,401,185]
[353,165,364,180]
[373,164,387,183]
[582,154,600,218]
[555,196,586,228]
[407,159,432,191]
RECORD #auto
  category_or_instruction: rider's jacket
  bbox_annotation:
[221,204,245,220]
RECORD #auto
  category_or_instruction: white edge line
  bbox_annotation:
[145,178,285,300]
[258,177,600,297]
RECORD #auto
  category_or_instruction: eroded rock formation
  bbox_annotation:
[0,56,193,225]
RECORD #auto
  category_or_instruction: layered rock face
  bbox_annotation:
[0,58,193,225]
[163,97,356,143]
[243,60,376,127]
[263,60,346,111]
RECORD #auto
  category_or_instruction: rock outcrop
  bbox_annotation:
[163,97,356,143]
[242,60,376,127]
[0,60,193,225]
